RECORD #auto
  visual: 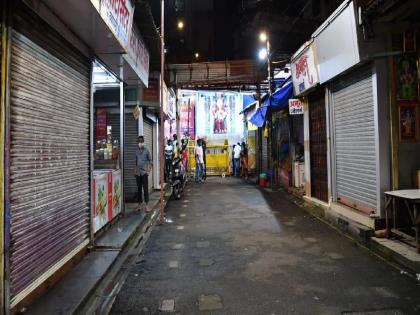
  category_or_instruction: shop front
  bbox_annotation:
[291,40,325,201]
[6,4,93,309]
[2,0,150,311]
[303,0,390,229]
[385,29,420,250]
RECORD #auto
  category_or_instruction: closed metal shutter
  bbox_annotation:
[124,113,138,201]
[332,66,377,213]
[9,27,90,304]
[143,120,154,192]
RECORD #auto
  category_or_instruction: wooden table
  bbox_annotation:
[384,189,420,252]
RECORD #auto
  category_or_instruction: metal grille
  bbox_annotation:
[143,120,154,192]
[9,30,90,300]
[309,90,328,202]
[332,66,377,212]
[124,113,138,201]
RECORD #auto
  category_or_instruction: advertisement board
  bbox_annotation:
[93,172,109,233]
[93,170,122,234]
[196,91,244,144]
[112,170,122,218]
[178,90,196,139]
[291,44,319,96]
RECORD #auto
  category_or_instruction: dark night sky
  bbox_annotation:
[148,0,343,64]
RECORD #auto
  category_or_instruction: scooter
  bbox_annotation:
[169,157,187,200]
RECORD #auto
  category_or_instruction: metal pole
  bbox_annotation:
[267,40,272,94]
[119,58,125,215]
[266,39,273,189]
[159,0,165,225]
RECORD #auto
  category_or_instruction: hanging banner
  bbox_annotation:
[196,91,244,144]
[289,99,304,115]
[291,44,319,96]
[93,0,134,50]
[178,90,196,139]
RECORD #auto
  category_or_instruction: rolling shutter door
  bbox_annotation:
[144,120,154,192]
[9,26,90,304]
[124,113,138,201]
[332,66,377,213]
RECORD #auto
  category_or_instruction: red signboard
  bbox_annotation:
[143,79,159,102]
[96,108,107,141]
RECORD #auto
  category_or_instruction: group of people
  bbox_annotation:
[232,142,248,179]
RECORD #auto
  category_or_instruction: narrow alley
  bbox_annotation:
[111,178,420,315]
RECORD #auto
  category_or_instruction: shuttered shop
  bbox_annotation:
[9,7,90,305]
[332,66,377,213]
[144,119,154,192]
[124,113,138,201]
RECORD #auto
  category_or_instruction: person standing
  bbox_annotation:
[202,137,207,180]
[241,142,249,179]
[135,136,153,212]
[195,139,204,182]
[233,142,242,177]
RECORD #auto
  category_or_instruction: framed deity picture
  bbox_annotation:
[399,104,418,142]
[403,30,416,53]
[395,54,419,102]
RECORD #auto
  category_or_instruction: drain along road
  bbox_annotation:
[111,178,420,315]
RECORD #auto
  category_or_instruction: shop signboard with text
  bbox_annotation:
[289,99,304,115]
[125,26,150,86]
[291,44,319,96]
[92,0,134,50]
[143,79,159,102]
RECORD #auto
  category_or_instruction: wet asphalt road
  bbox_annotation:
[111,177,420,315]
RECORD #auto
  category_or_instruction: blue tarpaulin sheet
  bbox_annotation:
[270,79,293,110]
[242,94,256,110]
[249,78,293,127]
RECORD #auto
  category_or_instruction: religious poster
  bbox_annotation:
[399,104,418,142]
[196,91,243,143]
[396,54,419,101]
[178,90,196,139]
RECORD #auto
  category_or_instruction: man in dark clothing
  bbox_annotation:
[135,136,153,212]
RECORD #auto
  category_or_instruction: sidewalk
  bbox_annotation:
[27,192,162,315]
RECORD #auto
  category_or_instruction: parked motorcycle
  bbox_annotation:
[168,156,187,200]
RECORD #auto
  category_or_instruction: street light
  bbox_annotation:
[259,31,271,94]
[258,48,267,60]
[194,52,199,59]
[177,20,184,30]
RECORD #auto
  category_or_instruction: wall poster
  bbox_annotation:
[395,54,419,101]
[399,104,418,142]
[196,91,243,143]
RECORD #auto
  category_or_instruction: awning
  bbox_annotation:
[243,94,256,110]
[249,78,293,127]
[249,105,269,128]
[270,79,293,110]
[239,101,258,115]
